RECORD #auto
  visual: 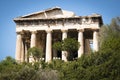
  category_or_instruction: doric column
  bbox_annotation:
[30,31,37,47]
[45,28,52,62]
[61,29,67,40]
[21,41,24,62]
[61,29,68,62]
[78,29,84,58]
[15,32,22,62]
[25,43,28,62]
[29,31,37,62]
[93,30,99,51]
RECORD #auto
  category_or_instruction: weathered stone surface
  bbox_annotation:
[14,7,103,62]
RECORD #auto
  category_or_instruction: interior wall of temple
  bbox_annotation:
[84,39,91,54]
[52,30,62,58]
[36,31,46,57]
[68,29,78,39]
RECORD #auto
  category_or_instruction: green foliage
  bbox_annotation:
[101,37,120,52]
[50,17,120,80]
[0,57,59,80]
[0,56,22,80]
[99,18,120,50]
[28,47,43,62]
[53,38,79,51]
[99,17,120,49]
[14,66,36,80]
[53,38,80,61]
[62,38,80,61]
[56,50,119,80]
[1,17,120,80]
[35,69,59,80]
[53,41,62,51]
[62,38,80,51]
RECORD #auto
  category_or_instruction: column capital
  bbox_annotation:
[45,28,52,33]
[31,31,37,34]
[77,29,84,32]
[30,31,37,48]
[16,31,24,35]
[61,28,68,33]
[93,29,99,32]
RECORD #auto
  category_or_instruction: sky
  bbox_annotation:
[0,0,120,61]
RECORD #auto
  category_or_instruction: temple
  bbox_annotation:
[14,7,103,62]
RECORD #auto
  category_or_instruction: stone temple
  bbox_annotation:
[14,7,103,63]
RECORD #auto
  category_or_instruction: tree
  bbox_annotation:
[99,17,120,47]
[28,47,43,62]
[53,38,80,61]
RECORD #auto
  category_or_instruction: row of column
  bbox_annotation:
[15,32,28,62]
[15,29,99,63]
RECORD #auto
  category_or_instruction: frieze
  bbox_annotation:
[15,17,100,27]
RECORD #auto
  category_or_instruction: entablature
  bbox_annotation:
[14,16,102,28]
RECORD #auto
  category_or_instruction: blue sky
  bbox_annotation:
[0,0,120,60]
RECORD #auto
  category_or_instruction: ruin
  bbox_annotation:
[14,7,103,62]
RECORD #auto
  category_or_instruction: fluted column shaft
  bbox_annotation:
[25,43,28,62]
[21,41,24,62]
[93,30,99,51]
[45,28,52,62]
[78,29,84,58]
[61,29,68,62]
[30,31,37,48]
[29,31,37,62]
[16,32,22,62]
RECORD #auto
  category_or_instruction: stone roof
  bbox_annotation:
[14,7,103,25]
[15,7,76,19]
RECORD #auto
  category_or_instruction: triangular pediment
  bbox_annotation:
[20,7,76,19]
